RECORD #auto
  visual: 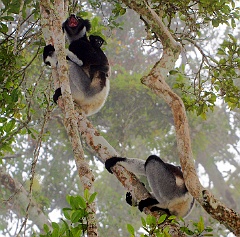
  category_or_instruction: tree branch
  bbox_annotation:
[75,107,155,213]
[40,1,98,236]
[119,0,240,235]
[0,168,51,232]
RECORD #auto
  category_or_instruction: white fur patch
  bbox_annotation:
[45,53,57,67]
[82,79,110,116]
[78,26,86,38]
[168,193,194,217]
[66,49,83,66]
[176,176,184,186]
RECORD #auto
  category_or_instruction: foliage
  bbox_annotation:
[39,190,97,237]
[172,33,240,118]
[212,34,240,109]
[0,41,24,155]
[0,0,42,157]
[103,0,240,116]
[127,214,213,237]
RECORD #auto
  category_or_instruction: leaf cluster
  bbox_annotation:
[148,0,239,36]
[0,0,42,157]
[1,0,38,24]
[172,33,240,118]
[40,190,97,237]
[211,34,240,109]
[0,41,26,155]
[127,214,213,237]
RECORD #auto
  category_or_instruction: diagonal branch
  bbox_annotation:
[75,107,155,212]
[0,168,51,232]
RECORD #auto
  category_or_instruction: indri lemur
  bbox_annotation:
[105,155,195,218]
[43,14,110,116]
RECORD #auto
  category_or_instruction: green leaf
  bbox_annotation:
[7,0,21,14]
[66,195,71,205]
[4,119,16,133]
[228,34,237,43]
[84,189,89,199]
[0,23,8,33]
[52,222,59,230]
[11,88,19,102]
[167,215,176,220]
[61,218,70,231]
[62,208,71,220]
[91,17,99,28]
[180,226,194,235]
[71,210,85,223]
[69,196,78,209]
[212,19,219,27]
[71,226,82,235]
[127,224,135,235]
[0,117,7,123]
[75,196,87,209]
[146,214,156,225]
[141,217,146,227]
[43,224,49,233]
[205,226,214,232]
[52,228,59,237]
[197,216,205,233]
[88,192,97,204]
[158,214,167,224]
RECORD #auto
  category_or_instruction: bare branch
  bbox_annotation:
[0,168,51,232]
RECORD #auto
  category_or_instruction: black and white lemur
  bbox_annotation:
[43,14,110,116]
[105,155,195,218]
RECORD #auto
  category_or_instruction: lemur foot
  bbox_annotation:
[105,157,126,174]
[43,44,55,66]
[53,88,62,103]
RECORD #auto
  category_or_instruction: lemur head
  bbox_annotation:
[62,14,91,42]
[89,35,104,48]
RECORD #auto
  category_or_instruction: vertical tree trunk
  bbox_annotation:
[40,1,98,236]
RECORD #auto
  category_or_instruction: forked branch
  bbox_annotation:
[120,0,240,235]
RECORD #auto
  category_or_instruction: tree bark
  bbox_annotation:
[40,1,98,236]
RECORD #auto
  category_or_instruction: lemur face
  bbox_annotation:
[62,14,91,42]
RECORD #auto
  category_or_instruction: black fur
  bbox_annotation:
[138,197,159,212]
[105,155,194,217]
[126,192,133,206]
[43,44,55,66]
[105,157,126,174]
[62,14,91,38]
[43,15,110,116]
[63,15,109,82]
[89,35,104,48]
[53,88,61,104]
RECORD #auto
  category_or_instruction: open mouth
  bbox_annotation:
[68,16,78,27]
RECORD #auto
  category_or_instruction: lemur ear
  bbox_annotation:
[84,19,91,32]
